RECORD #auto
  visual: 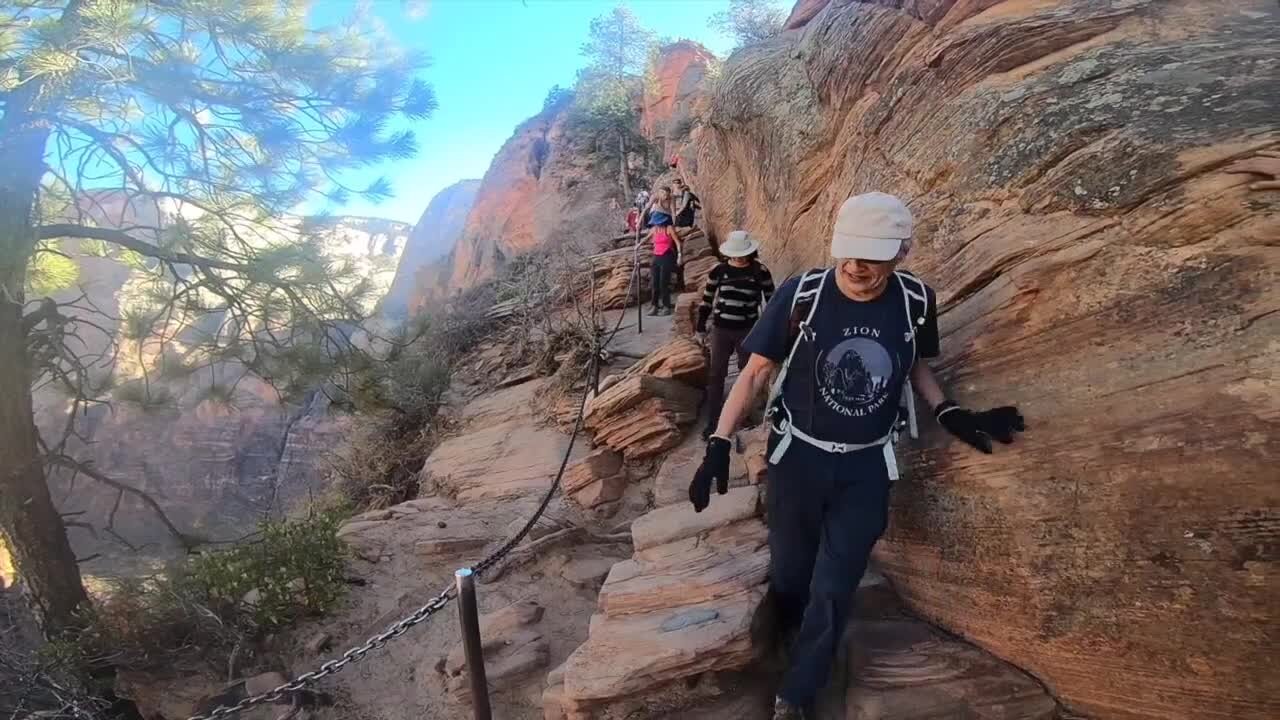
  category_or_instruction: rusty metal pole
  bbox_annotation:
[455,568,492,720]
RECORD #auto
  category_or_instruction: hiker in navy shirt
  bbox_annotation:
[688,193,1026,720]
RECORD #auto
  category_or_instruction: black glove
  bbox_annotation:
[689,436,732,512]
[934,401,1025,454]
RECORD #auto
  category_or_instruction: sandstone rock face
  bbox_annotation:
[563,448,627,509]
[384,178,481,320]
[689,2,1280,718]
[553,485,771,718]
[843,620,1058,720]
[418,100,623,304]
[422,379,586,501]
[583,340,708,460]
[641,41,718,160]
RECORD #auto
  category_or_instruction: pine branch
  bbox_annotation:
[45,454,197,551]
[36,223,252,273]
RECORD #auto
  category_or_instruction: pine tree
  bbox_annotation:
[710,0,786,48]
[0,0,435,642]
[574,4,656,200]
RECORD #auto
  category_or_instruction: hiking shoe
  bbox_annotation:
[648,306,661,316]
[659,307,673,316]
[772,696,806,720]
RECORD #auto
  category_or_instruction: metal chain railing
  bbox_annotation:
[186,248,631,719]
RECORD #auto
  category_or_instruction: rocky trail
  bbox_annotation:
[157,221,1066,720]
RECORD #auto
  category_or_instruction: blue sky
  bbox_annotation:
[308,0,789,224]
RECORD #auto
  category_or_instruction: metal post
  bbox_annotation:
[634,228,644,334]
[589,257,600,395]
[455,568,492,720]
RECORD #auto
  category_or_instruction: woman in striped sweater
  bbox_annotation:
[696,230,776,438]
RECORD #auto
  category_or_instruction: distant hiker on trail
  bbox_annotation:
[625,206,640,234]
[646,185,682,316]
[696,230,775,440]
[635,188,651,213]
[687,193,1026,720]
[672,177,700,289]
[673,177,701,230]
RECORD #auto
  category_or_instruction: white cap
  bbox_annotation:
[719,230,760,258]
[831,192,913,261]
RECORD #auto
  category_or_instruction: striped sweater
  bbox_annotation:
[697,261,776,331]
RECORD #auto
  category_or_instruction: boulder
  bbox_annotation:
[627,335,708,386]
[570,472,628,509]
[563,448,625,495]
[584,374,702,460]
[688,1,1280,717]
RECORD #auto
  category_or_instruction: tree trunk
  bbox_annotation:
[618,131,632,203]
[0,89,89,637]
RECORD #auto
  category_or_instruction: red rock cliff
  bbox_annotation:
[641,41,716,161]
[415,100,623,304]
[691,1,1279,718]
[384,178,480,320]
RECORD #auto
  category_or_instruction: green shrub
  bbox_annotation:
[188,511,347,629]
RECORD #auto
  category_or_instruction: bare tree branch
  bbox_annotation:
[44,455,198,551]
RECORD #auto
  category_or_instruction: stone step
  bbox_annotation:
[599,519,769,617]
[559,588,767,716]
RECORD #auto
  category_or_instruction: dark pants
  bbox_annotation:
[705,325,749,430]
[651,250,677,309]
[767,435,892,708]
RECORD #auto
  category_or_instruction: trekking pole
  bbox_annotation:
[455,568,492,720]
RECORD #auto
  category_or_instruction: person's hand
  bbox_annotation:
[689,436,732,512]
[934,401,1025,454]
[1225,150,1280,191]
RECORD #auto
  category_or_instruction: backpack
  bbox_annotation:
[766,268,932,473]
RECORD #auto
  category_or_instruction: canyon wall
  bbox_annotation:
[641,40,717,162]
[383,179,481,320]
[410,97,636,306]
[34,194,408,575]
[687,1,1279,718]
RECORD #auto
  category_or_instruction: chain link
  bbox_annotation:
[187,258,616,720]
[186,585,455,720]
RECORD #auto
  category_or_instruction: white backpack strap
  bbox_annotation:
[894,271,930,441]
[766,269,829,407]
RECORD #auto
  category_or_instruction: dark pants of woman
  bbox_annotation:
[651,250,677,309]
[767,435,892,709]
[705,325,750,430]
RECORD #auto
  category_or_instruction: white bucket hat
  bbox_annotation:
[831,192,913,261]
[719,230,760,258]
